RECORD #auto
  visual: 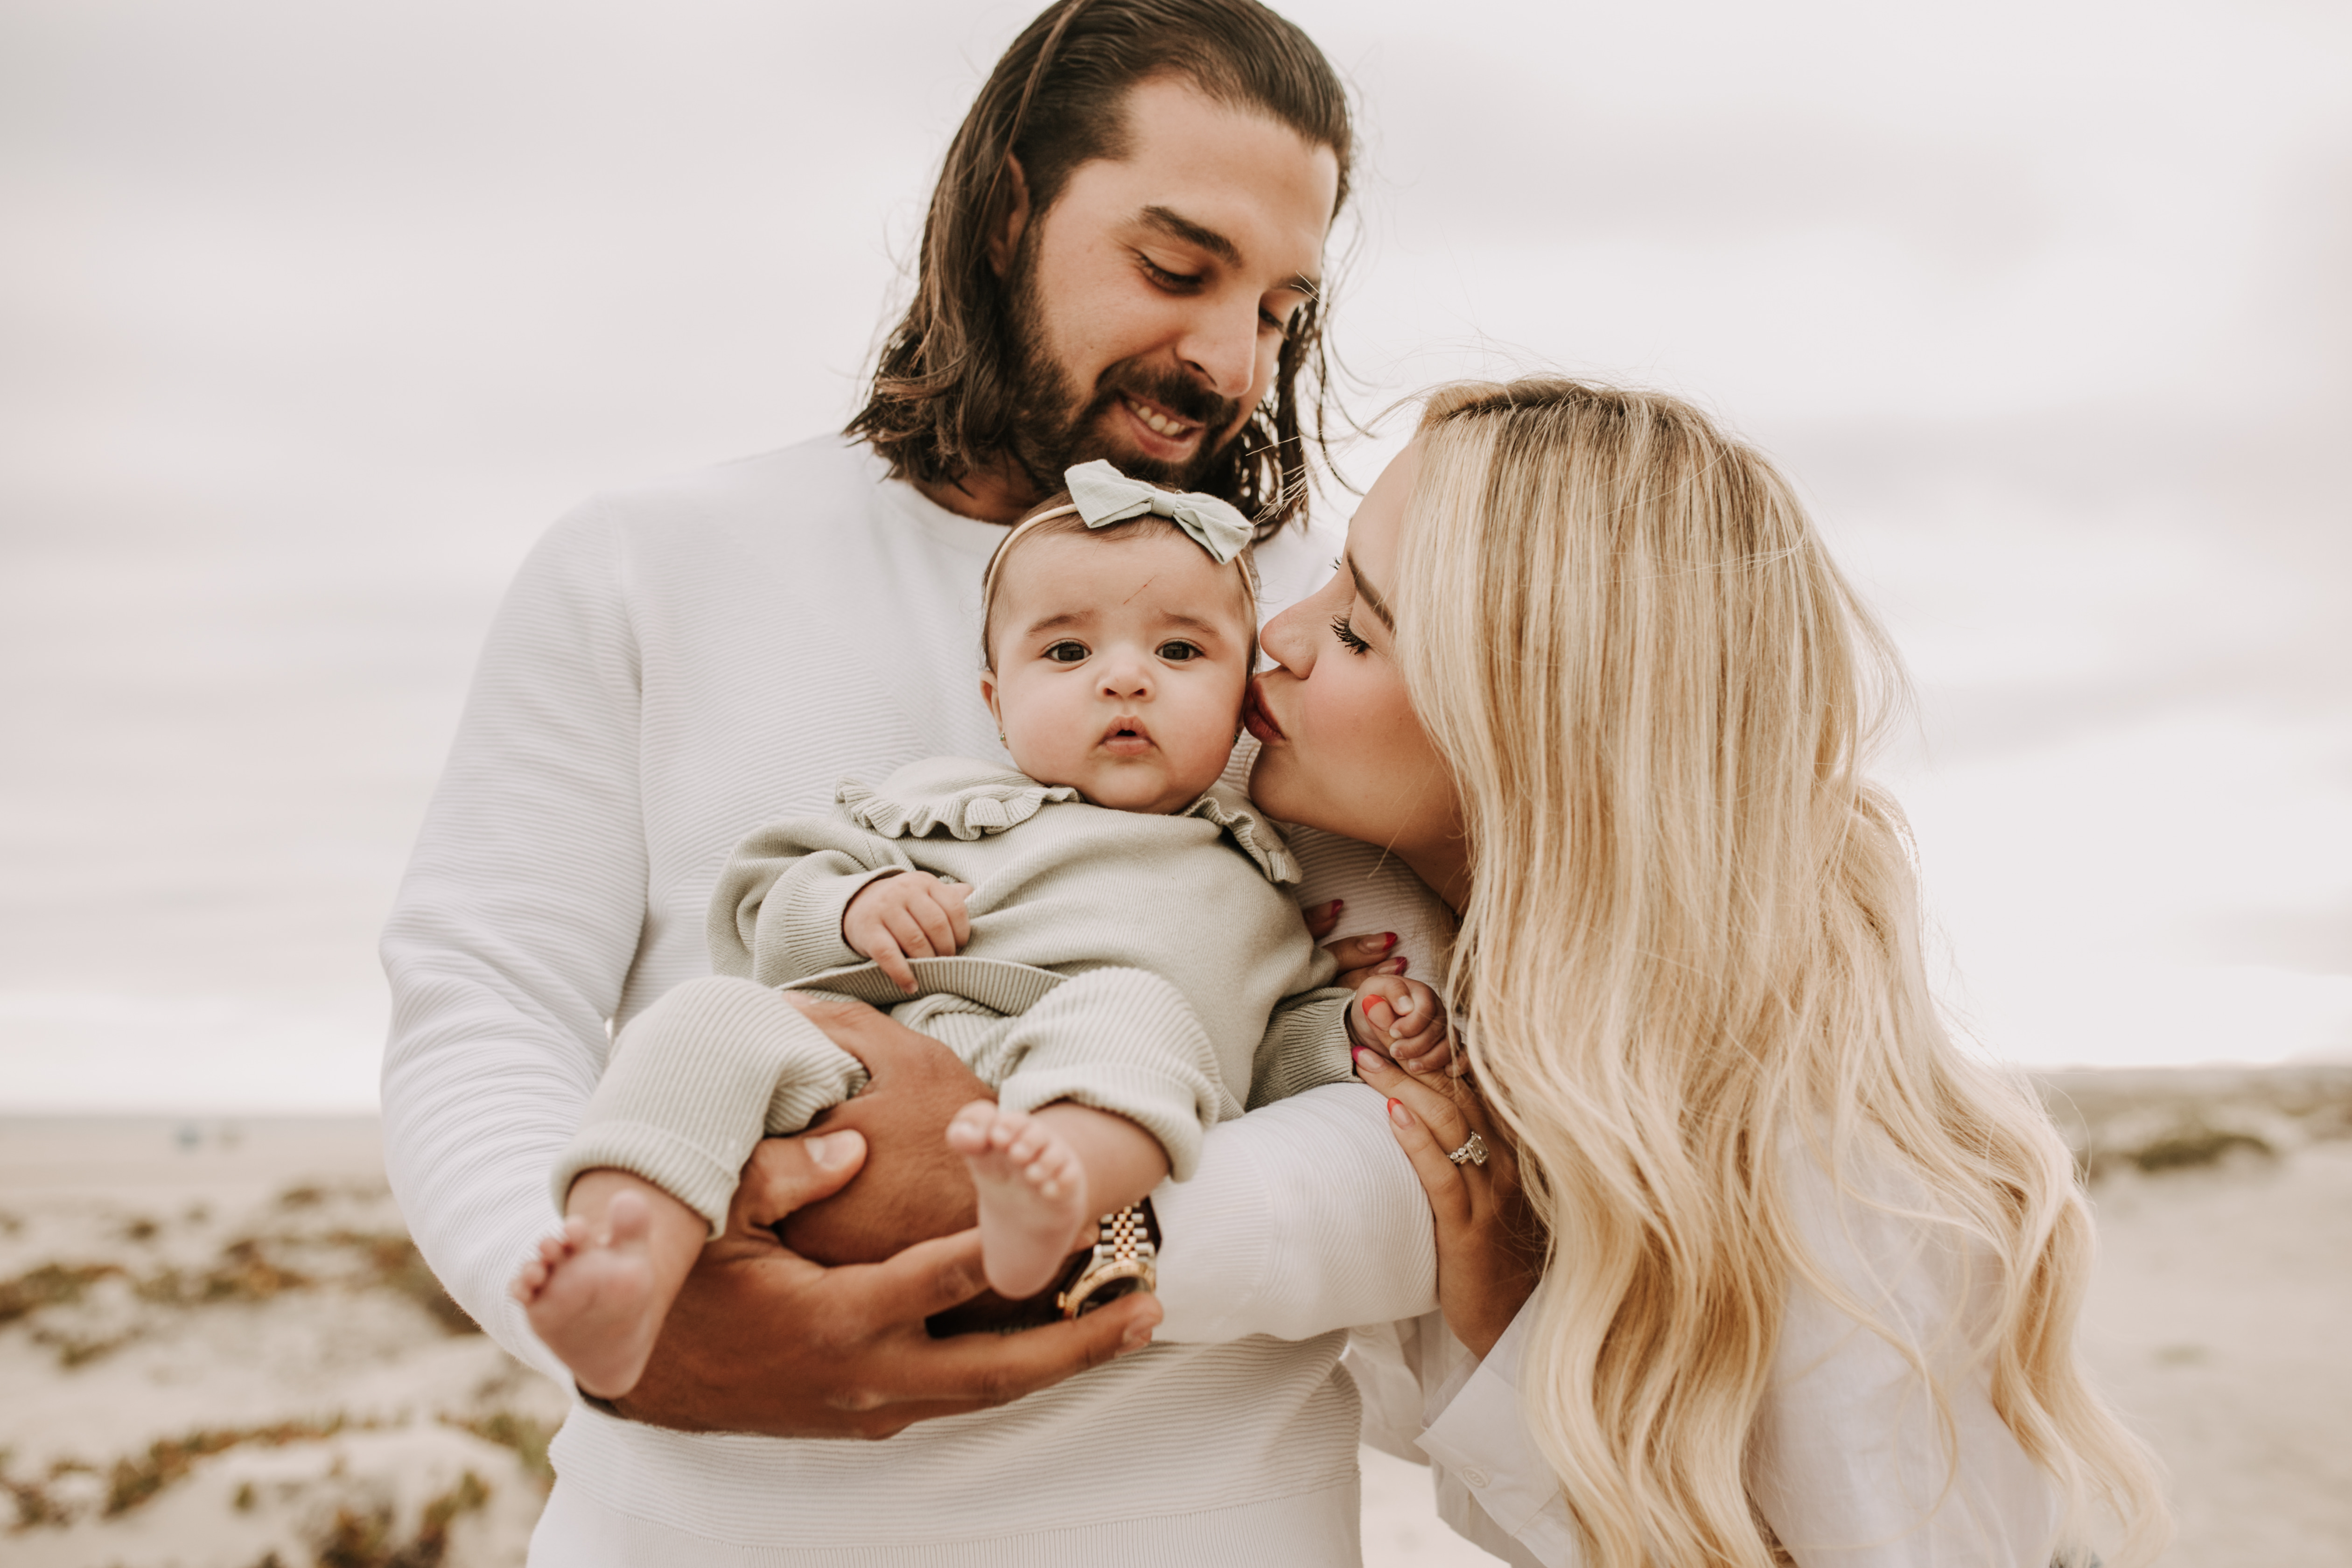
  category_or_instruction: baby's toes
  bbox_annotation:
[945,1101,997,1152]
[1024,1154,1064,1199]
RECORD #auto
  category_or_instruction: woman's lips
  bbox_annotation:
[1241,681,1285,744]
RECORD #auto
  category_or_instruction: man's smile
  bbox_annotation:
[1118,393,1204,456]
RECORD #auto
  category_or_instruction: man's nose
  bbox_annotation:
[1176,294,1261,401]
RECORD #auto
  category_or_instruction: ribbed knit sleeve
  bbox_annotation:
[1150,1082,1438,1342]
[379,504,647,1380]
[707,813,919,985]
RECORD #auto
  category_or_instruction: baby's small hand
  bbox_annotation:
[1348,973,1451,1072]
[842,873,972,993]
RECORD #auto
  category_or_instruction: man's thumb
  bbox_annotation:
[733,1128,867,1231]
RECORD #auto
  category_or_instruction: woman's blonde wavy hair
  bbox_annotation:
[1393,378,2166,1567]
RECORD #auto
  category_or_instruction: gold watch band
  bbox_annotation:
[1054,1198,1159,1319]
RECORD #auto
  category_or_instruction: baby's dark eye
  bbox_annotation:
[1156,640,1203,662]
[1330,615,1371,655]
[1044,640,1090,664]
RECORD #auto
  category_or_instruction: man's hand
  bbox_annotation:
[611,996,1158,1438]
[776,995,994,1265]
[844,872,972,993]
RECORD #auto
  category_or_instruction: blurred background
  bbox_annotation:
[1,0,2347,1102]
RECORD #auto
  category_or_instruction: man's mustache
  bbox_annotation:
[1093,361,1240,434]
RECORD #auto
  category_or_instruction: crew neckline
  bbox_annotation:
[876,470,1019,559]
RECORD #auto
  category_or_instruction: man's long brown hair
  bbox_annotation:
[845,0,1353,539]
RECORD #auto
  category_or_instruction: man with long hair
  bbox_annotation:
[381,2,1444,1560]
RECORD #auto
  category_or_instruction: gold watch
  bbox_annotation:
[1054,1199,1159,1318]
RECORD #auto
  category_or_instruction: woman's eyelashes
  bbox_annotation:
[1329,614,1371,656]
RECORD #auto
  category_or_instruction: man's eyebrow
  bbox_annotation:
[1139,204,1320,296]
[1344,553,1395,630]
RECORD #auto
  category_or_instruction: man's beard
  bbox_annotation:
[999,249,1247,497]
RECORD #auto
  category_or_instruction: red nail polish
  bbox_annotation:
[1387,1098,1410,1126]
[1380,932,1398,950]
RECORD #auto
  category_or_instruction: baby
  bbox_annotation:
[513,462,1449,1399]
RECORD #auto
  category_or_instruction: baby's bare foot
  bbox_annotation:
[947,1101,1092,1299]
[511,1189,669,1399]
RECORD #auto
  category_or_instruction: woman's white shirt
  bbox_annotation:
[1350,1133,2066,1567]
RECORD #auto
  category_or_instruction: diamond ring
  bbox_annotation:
[1447,1132,1489,1168]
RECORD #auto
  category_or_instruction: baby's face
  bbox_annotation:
[982,529,1254,814]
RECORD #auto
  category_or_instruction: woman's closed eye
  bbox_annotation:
[1329,615,1371,656]
[1043,640,1090,664]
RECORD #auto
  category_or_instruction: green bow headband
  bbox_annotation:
[981,461,1255,614]
[1058,459,1253,564]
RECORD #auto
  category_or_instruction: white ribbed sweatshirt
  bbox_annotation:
[379,436,1452,1564]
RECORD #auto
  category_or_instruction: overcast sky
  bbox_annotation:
[3,0,2347,1110]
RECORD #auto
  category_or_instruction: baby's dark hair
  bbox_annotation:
[979,490,1261,671]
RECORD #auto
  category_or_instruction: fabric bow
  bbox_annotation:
[1064,459,1253,564]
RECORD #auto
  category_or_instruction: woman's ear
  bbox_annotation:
[985,156,1032,278]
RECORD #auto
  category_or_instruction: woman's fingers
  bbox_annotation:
[1355,1046,1473,1160]
[1391,1053,1523,1190]
[1378,1092,1476,1232]
[1322,930,1399,987]
[1303,898,1344,941]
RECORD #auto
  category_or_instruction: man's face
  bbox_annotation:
[1002,77,1340,493]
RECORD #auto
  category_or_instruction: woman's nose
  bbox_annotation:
[1258,595,1317,676]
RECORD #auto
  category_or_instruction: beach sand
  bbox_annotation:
[3,1070,2347,1566]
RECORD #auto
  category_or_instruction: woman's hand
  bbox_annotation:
[1353,1045,1543,1359]
[1304,897,1410,988]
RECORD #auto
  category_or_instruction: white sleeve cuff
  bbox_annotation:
[1415,1305,1582,1567]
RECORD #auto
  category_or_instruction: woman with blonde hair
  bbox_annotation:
[1243,377,2169,1566]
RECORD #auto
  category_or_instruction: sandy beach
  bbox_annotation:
[3,1069,2347,1566]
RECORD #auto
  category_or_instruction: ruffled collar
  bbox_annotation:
[838,756,1300,885]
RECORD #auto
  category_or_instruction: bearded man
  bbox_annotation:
[382,2,1456,1562]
